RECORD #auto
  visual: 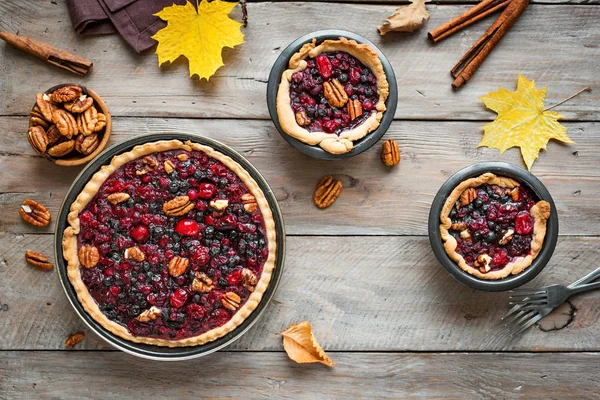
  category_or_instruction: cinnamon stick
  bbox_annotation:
[0,31,92,75]
[451,0,530,90]
[428,0,510,43]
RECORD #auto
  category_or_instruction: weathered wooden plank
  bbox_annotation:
[1,351,599,399]
[0,2,598,120]
[1,117,598,236]
[2,233,600,351]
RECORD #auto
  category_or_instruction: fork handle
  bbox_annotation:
[568,280,600,296]
[568,266,600,288]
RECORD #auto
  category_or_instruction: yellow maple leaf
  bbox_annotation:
[152,0,244,80]
[479,74,575,170]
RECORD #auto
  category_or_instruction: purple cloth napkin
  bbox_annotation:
[67,0,186,53]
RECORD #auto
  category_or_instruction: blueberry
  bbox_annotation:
[320,97,328,105]
[360,75,368,83]
[230,231,239,240]
[192,294,201,303]
[364,88,374,97]
[310,68,318,75]
[474,198,484,209]
[315,76,323,84]
[306,106,316,118]
[210,247,220,257]
[169,181,180,193]
[317,108,327,118]
[217,178,228,189]
[104,277,114,286]
[473,231,482,241]
[142,262,151,271]
[486,231,497,243]
[179,181,190,192]
[487,221,496,230]
[218,277,228,287]
[139,300,148,309]
[193,170,206,180]
[338,73,348,83]
[126,198,135,208]
[351,94,358,100]
[129,305,140,316]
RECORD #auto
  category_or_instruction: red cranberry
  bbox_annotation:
[492,248,510,267]
[315,54,332,79]
[131,225,150,243]
[170,288,189,308]
[210,163,228,177]
[217,215,237,231]
[158,177,170,189]
[227,269,242,285]
[198,182,217,199]
[362,99,374,111]
[109,285,120,296]
[205,215,216,226]
[349,67,361,84]
[187,303,205,320]
[175,219,199,236]
[299,93,316,107]
[322,119,340,133]
[190,246,210,266]
[292,71,304,83]
[515,212,534,235]
[187,189,198,200]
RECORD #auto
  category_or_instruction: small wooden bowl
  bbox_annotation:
[30,84,112,167]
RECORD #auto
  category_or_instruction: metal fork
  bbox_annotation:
[502,266,600,335]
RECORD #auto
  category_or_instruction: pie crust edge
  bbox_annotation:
[439,172,551,280]
[276,37,390,155]
[62,139,278,347]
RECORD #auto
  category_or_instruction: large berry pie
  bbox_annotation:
[62,140,277,347]
[440,173,551,280]
[276,37,389,154]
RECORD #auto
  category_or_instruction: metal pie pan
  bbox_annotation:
[428,162,559,292]
[266,29,398,160]
[54,133,286,360]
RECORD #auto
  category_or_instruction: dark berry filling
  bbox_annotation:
[77,149,269,340]
[289,51,380,135]
[448,183,538,273]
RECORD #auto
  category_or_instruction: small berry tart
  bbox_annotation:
[440,173,551,280]
[62,140,276,347]
[276,37,389,154]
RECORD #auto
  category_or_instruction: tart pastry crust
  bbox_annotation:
[276,37,389,154]
[63,139,277,347]
[440,173,550,280]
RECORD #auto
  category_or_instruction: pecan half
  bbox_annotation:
[25,250,53,271]
[313,175,342,209]
[499,228,514,245]
[222,292,241,311]
[450,221,467,231]
[47,140,75,157]
[136,306,161,323]
[64,95,93,113]
[51,85,82,103]
[27,126,48,155]
[509,187,520,202]
[164,160,175,174]
[192,272,214,293]
[78,245,100,268]
[168,257,189,277]
[46,125,62,146]
[94,113,107,132]
[136,155,159,175]
[474,254,492,273]
[36,93,58,121]
[295,110,311,126]
[52,109,78,139]
[29,112,49,128]
[241,193,257,213]
[381,139,400,167]
[209,199,229,212]
[347,99,363,120]
[177,153,189,161]
[241,268,258,292]
[75,133,99,155]
[323,78,348,108]
[65,332,85,348]
[107,192,130,205]
[76,106,98,136]
[124,246,145,262]
[163,196,194,216]
[19,199,51,227]
[459,188,477,206]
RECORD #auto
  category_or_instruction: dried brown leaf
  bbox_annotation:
[378,0,430,35]
[281,321,335,367]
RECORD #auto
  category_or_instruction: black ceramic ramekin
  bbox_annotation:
[266,29,398,160]
[54,133,286,360]
[428,162,559,292]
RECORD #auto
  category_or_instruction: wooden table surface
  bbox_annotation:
[1,0,599,398]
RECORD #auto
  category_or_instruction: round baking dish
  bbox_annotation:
[267,29,398,160]
[428,162,559,292]
[54,133,286,360]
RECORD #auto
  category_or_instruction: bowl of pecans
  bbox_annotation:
[28,83,111,166]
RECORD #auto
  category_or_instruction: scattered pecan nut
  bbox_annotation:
[46,125,62,146]
[209,199,229,212]
[65,332,85,348]
[499,228,514,245]
[78,245,100,268]
[460,230,471,239]
[51,85,82,103]
[107,192,130,205]
[163,195,194,216]
[136,306,162,323]
[124,246,145,262]
[192,272,214,293]
[164,160,175,174]
[75,133,99,155]
[509,187,520,202]
[76,106,98,136]
[19,199,51,227]
[459,188,477,206]
[177,153,189,161]
[381,139,400,167]
[64,95,93,113]
[25,250,53,271]
[313,175,342,209]
[52,109,78,139]
[347,99,363,121]
[323,78,348,108]
[474,254,492,273]
[241,193,257,213]
[222,292,241,311]
[295,110,311,126]
[28,126,48,155]
[450,221,467,231]
[168,257,189,277]
[47,140,76,157]
[136,155,159,175]
[36,93,58,121]
[241,268,258,292]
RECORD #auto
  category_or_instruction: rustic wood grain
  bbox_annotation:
[2,233,600,351]
[1,117,598,236]
[2,351,600,399]
[0,2,598,121]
